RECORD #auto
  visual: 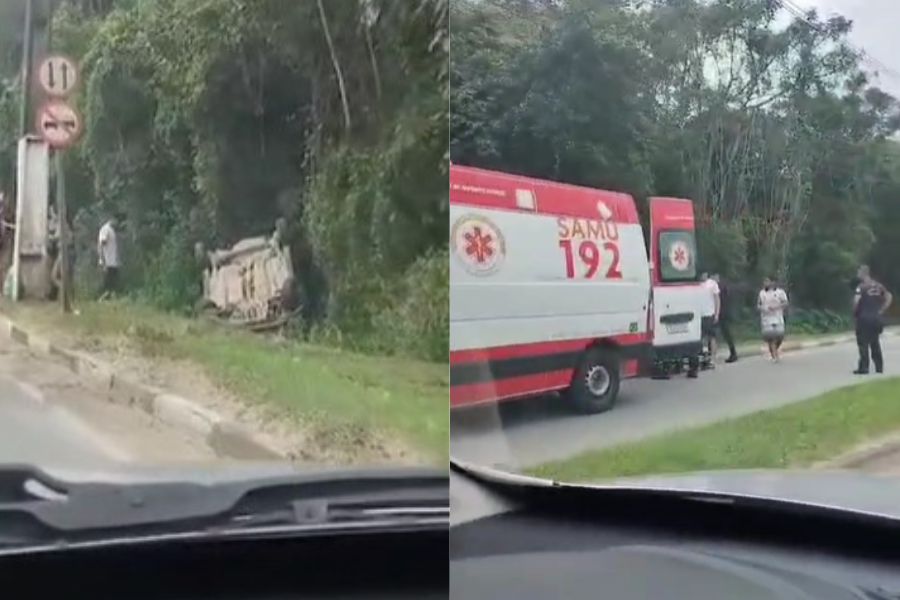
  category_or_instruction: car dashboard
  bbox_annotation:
[450,467,900,599]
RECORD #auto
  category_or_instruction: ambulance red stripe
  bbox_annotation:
[451,165,640,224]
[450,370,575,407]
[450,336,650,392]
[450,332,649,365]
[647,196,695,228]
[450,358,642,408]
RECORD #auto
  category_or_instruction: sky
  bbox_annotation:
[797,0,900,98]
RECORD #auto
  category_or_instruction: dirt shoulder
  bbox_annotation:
[2,301,448,467]
[817,430,900,476]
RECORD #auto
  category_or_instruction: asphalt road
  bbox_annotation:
[451,335,900,469]
[0,335,214,469]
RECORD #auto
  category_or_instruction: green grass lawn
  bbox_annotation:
[4,301,448,465]
[529,378,900,482]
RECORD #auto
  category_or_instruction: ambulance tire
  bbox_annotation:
[568,349,620,414]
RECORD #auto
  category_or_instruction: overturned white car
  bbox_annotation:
[200,220,298,330]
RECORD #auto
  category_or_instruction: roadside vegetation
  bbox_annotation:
[730,307,855,345]
[530,378,900,482]
[0,0,448,363]
[0,1,448,466]
[452,0,900,319]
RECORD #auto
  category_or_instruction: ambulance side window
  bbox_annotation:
[658,230,697,283]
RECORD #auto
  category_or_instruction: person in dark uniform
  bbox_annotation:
[712,274,737,363]
[853,265,893,374]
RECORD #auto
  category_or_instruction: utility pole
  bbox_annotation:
[56,151,70,312]
[45,1,71,313]
[19,0,35,136]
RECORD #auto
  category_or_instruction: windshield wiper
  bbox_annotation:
[0,464,448,554]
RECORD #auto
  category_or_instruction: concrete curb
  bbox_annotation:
[0,313,282,461]
[721,327,900,361]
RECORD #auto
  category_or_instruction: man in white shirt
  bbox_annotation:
[700,272,720,365]
[758,277,789,362]
[97,214,121,300]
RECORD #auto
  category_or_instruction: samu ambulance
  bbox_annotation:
[450,165,705,414]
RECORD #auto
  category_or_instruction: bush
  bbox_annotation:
[137,221,201,312]
[787,308,851,335]
[300,250,448,362]
[730,306,852,340]
[373,250,449,362]
[301,108,447,361]
[71,207,103,300]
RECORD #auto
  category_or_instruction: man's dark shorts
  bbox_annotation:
[102,267,119,293]
[701,316,717,337]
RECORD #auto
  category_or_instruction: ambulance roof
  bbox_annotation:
[450,165,639,224]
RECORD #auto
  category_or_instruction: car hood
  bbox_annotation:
[452,460,900,525]
[603,468,900,520]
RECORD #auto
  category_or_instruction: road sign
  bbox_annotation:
[36,100,82,149]
[37,55,79,97]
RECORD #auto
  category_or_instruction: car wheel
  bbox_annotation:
[568,348,620,414]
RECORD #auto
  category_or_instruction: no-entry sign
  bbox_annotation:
[36,100,82,149]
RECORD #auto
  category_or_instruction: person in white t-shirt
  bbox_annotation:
[97,214,121,300]
[700,272,720,365]
[758,277,789,362]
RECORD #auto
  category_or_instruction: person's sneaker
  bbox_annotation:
[725,356,738,363]
[853,369,869,375]
[686,371,698,379]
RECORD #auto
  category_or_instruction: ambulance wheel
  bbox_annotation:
[568,349,620,414]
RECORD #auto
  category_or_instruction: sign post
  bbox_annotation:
[35,55,81,313]
[19,0,34,136]
[56,151,70,312]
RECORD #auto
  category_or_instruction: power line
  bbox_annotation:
[777,0,900,81]
[773,0,900,84]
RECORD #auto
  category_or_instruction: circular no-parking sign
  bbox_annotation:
[36,100,82,149]
[37,55,79,97]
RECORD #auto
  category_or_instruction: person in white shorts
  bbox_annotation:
[758,277,789,362]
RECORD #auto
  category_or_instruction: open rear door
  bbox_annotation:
[648,197,703,353]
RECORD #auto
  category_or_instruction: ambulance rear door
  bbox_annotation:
[647,197,703,351]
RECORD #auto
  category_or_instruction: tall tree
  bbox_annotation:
[452,0,900,311]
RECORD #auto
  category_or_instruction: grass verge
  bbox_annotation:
[3,300,448,465]
[529,378,900,482]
